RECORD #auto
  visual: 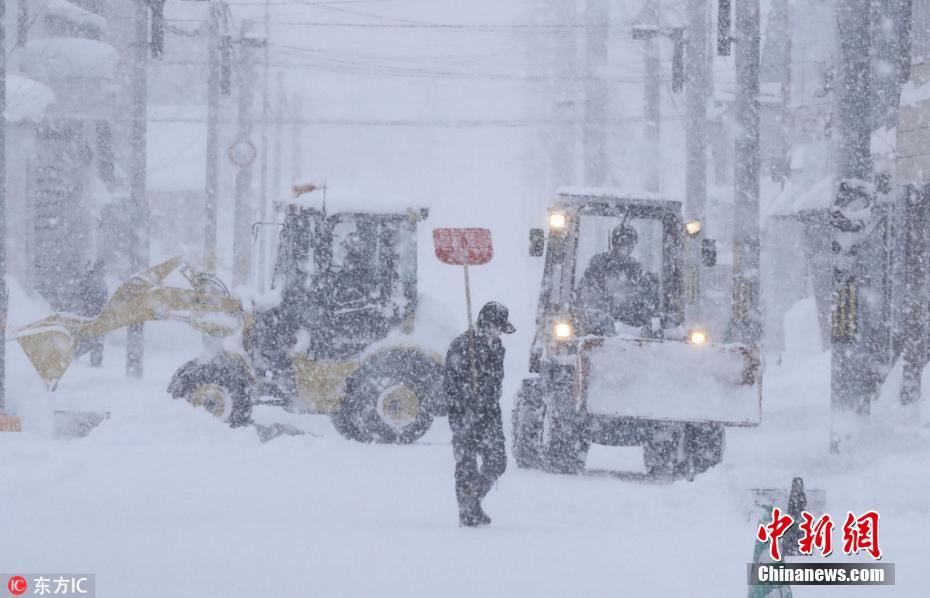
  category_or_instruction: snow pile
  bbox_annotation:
[900,78,930,106]
[4,74,55,123]
[20,38,119,81]
[46,0,107,32]
[585,336,760,425]
[364,293,460,359]
[766,174,834,217]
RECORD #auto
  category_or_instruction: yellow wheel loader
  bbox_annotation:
[15,191,449,444]
[512,189,761,477]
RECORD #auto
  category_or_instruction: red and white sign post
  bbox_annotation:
[432,228,494,329]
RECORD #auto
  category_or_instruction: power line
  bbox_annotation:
[144,115,686,127]
[165,18,636,32]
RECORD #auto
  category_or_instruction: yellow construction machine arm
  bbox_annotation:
[14,257,245,390]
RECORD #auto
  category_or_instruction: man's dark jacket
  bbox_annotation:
[443,329,505,430]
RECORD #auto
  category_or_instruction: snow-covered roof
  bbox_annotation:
[20,38,119,81]
[46,0,107,32]
[4,75,54,123]
[556,186,667,201]
[285,180,424,215]
[555,186,679,211]
[766,175,835,218]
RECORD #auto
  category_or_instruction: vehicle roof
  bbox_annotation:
[554,186,682,212]
[283,180,425,216]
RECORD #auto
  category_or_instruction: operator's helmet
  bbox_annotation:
[610,223,638,253]
[341,232,366,260]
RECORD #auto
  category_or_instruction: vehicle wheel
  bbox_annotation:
[686,423,725,474]
[544,409,589,474]
[512,379,545,469]
[644,424,686,477]
[330,399,368,442]
[342,348,440,444]
[168,361,253,427]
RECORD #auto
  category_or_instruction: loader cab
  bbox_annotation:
[531,192,686,357]
[271,203,426,358]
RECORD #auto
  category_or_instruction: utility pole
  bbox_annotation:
[273,72,285,205]
[256,0,271,291]
[726,0,762,347]
[0,0,8,409]
[232,25,259,287]
[551,0,577,188]
[127,1,150,378]
[684,0,708,318]
[830,0,874,453]
[583,0,607,186]
[897,1,923,411]
[291,94,302,182]
[685,0,708,217]
[204,0,221,273]
[642,0,661,193]
[900,185,929,407]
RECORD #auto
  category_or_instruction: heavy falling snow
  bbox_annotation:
[1,0,929,597]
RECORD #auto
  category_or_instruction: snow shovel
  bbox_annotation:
[432,227,494,387]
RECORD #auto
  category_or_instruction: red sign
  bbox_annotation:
[432,228,493,266]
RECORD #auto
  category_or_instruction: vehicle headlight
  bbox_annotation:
[688,329,708,344]
[553,321,573,340]
[685,220,702,236]
[549,212,567,230]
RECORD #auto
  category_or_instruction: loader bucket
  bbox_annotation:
[579,336,762,426]
[13,257,243,389]
[14,317,81,390]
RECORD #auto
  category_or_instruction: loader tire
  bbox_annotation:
[644,424,685,477]
[512,379,545,469]
[341,348,441,444]
[330,401,367,442]
[168,359,253,428]
[686,423,725,474]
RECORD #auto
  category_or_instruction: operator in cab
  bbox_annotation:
[575,222,660,336]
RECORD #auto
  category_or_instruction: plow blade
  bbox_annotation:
[580,336,761,426]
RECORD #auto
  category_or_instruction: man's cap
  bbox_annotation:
[477,301,516,334]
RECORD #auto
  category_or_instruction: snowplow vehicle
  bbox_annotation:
[512,189,761,477]
[15,187,449,444]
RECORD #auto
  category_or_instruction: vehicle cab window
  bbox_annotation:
[573,212,665,336]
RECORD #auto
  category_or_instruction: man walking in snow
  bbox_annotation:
[444,301,515,527]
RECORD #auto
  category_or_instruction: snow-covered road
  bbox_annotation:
[2,320,928,597]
